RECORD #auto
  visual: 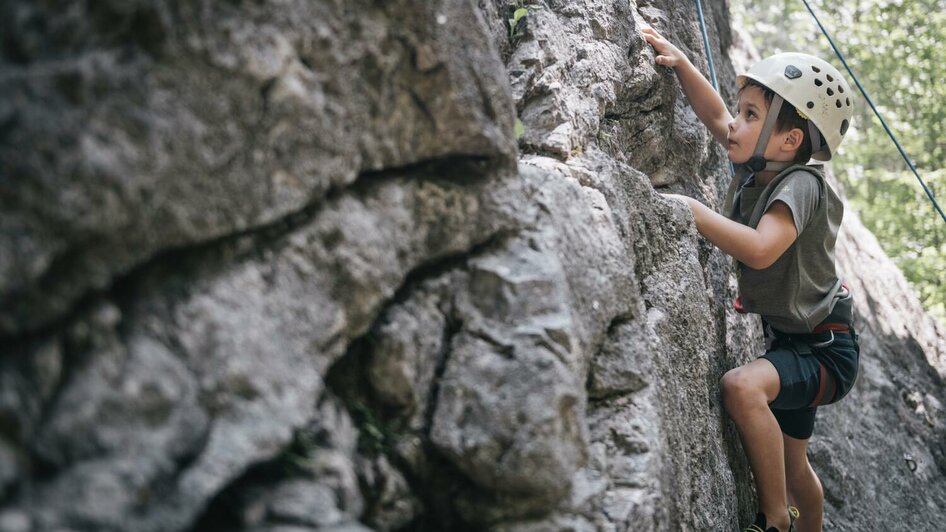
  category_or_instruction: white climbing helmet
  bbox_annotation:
[737,53,854,161]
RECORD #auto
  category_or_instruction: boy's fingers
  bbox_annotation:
[642,34,666,48]
[641,26,662,37]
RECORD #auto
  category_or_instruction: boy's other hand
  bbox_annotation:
[641,27,685,68]
[661,193,697,211]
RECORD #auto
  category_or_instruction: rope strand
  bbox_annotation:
[694,0,736,176]
[694,0,719,91]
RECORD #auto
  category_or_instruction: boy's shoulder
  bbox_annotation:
[783,163,825,180]
[785,168,822,186]
[774,166,823,196]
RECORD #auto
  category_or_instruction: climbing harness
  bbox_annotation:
[800,0,946,224]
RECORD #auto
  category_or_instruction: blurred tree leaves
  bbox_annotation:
[848,169,945,322]
[731,0,946,325]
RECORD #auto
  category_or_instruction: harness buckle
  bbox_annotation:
[810,329,835,349]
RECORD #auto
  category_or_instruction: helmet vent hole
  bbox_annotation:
[827,74,834,82]
[827,88,834,96]
[836,99,842,108]
[838,85,845,93]
[846,97,851,106]
[812,66,821,73]
[815,79,823,86]
[841,119,849,135]
[807,101,815,109]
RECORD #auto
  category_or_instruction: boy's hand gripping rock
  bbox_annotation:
[641,27,685,68]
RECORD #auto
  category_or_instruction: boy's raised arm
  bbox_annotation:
[642,27,731,146]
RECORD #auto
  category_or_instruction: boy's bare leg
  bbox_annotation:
[721,359,792,531]
[783,433,824,532]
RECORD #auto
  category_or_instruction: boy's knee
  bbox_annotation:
[720,367,764,410]
[786,464,823,497]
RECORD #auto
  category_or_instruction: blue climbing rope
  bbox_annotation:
[694,0,719,91]
[801,0,946,225]
[694,0,736,176]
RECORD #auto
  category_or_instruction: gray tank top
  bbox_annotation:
[724,165,850,333]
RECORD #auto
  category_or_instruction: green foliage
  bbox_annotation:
[732,0,946,170]
[509,7,529,39]
[351,400,395,457]
[282,427,322,473]
[846,169,946,322]
[732,0,946,325]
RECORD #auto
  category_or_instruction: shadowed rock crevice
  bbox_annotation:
[186,392,371,532]
[0,152,509,351]
[0,158,531,531]
[317,277,475,531]
[184,210,532,531]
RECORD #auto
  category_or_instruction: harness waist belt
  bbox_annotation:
[812,322,850,334]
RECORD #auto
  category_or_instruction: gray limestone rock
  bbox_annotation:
[0,0,516,336]
[1,0,944,531]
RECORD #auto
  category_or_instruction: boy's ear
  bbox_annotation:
[782,128,805,151]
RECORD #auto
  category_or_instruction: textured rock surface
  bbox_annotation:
[0,0,514,336]
[1,0,944,531]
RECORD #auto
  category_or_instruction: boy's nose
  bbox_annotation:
[728,120,735,133]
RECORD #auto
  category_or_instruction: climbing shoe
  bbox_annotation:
[742,506,799,532]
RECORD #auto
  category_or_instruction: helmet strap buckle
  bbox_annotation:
[746,156,767,173]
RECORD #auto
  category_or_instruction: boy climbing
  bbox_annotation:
[642,27,861,532]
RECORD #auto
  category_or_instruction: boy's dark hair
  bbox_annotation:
[740,78,814,164]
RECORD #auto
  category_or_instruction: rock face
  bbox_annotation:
[1,1,943,531]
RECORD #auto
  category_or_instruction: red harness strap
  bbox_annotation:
[812,322,850,334]
[809,363,838,407]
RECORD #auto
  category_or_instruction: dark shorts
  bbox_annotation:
[760,326,860,439]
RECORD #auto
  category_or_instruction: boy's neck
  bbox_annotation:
[755,169,779,186]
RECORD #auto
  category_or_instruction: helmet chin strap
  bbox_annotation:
[745,94,793,174]
[808,119,823,159]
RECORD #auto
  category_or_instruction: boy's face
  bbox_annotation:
[727,86,799,165]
